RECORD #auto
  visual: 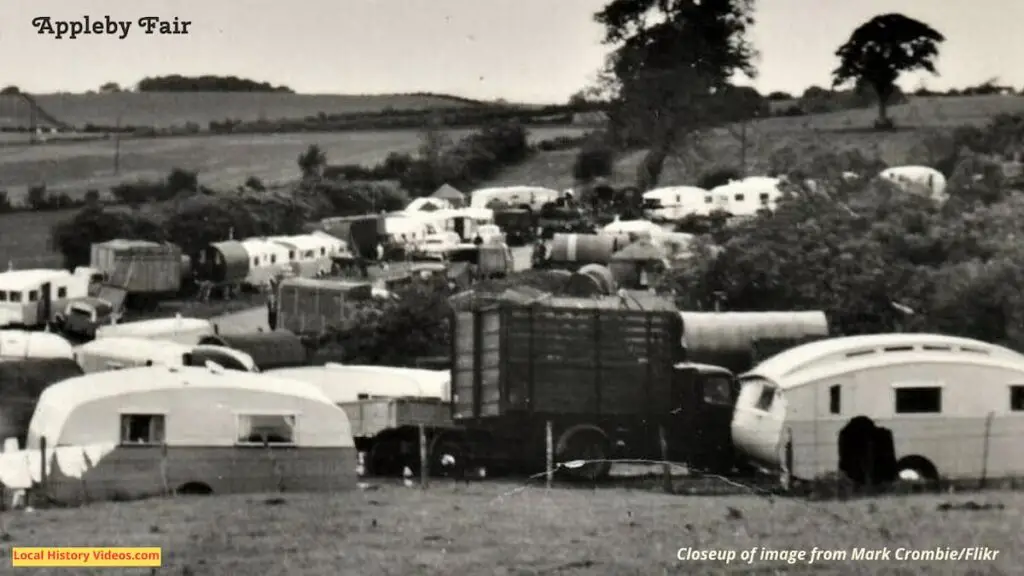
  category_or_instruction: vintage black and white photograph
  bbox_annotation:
[0,0,1021,573]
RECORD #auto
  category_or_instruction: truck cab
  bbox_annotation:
[666,362,740,475]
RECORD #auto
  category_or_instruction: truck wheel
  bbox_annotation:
[429,437,466,478]
[368,440,402,477]
[557,430,612,481]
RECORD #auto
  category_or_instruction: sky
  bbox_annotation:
[1,0,1021,104]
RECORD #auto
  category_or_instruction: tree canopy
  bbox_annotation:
[833,13,945,128]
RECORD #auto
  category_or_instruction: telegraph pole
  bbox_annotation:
[113,112,122,175]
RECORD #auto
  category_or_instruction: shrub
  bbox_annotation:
[50,206,166,268]
[573,135,615,182]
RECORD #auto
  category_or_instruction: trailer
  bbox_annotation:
[432,294,747,480]
[90,240,185,308]
[275,278,373,335]
[266,363,451,475]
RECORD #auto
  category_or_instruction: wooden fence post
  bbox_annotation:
[782,428,793,492]
[545,421,554,489]
[160,442,170,497]
[418,424,428,489]
[659,425,672,494]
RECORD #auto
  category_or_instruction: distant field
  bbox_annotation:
[0,126,590,197]
[0,92,488,130]
[2,483,1018,574]
[493,95,1024,190]
[0,126,587,269]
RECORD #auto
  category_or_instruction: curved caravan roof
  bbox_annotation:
[0,330,74,360]
[267,235,328,257]
[266,363,450,402]
[469,186,560,208]
[742,333,1024,389]
[643,186,707,199]
[95,317,213,341]
[75,337,191,365]
[0,269,73,291]
[405,197,451,212]
[240,239,290,263]
[27,365,350,448]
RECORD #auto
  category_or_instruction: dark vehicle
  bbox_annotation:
[435,296,741,480]
[493,209,534,246]
[536,203,593,238]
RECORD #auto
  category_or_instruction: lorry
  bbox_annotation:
[325,295,828,480]
[89,240,187,309]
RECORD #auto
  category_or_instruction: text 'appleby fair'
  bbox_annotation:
[31,16,192,40]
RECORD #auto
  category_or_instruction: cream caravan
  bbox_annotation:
[268,234,339,277]
[732,333,1024,485]
[12,365,357,505]
[240,238,291,286]
[0,269,92,328]
[0,330,74,360]
[641,186,709,221]
[94,316,215,346]
[708,177,784,217]
[469,186,560,211]
[73,337,257,374]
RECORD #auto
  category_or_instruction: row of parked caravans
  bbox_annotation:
[0,327,452,505]
[194,232,346,287]
[642,167,950,222]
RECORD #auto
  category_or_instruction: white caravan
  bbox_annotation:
[878,165,948,201]
[0,269,93,328]
[267,234,338,277]
[641,186,709,220]
[708,177,784,217]
[470,186,560,211]
[239,238,291,286]
[0,330,74,361]
[732,333,1024,484]
[94,316,215,346]
[10,364,356,504]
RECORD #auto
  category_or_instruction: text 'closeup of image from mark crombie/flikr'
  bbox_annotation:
[31,16,192,40]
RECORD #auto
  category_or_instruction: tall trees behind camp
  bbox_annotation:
[594,0,760,189]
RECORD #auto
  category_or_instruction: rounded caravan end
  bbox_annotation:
[24,365,358,505]
[732,333,1024,484]
[74,337,192,373]
[94,317,215,346]
[0,330,75,360]
[267,364,450,403]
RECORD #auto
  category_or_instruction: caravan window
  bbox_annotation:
[895,387,941,414]
[237,414,296,445]
[760,193,770,205]
[704,196,713,204]
[288,250,296,260]
[57,287,67,298]
[28,290,38,302]
[9,292,21,302]
[829,385,841,414]
[734,193,745,202]
[252,258,259,267]
[1011,385,1024,411]
[120,414,165,445]
[0,292,6,301]
[702,375,732,405]
[755,384,776,411]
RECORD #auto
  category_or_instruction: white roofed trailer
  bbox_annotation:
[0,269,92,329]
[73,337,257,374]
[0,330,74,361]
[11,364,357,504]
[94,316,215,346]
[732,333,1024,487]
[240,238,291,287]
[267,363,452,476]
[641,186,710,221]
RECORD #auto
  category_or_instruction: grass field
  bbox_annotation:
[0,92,490,131]
[1,482,1018,574]
[0,126,591,197]
[487,95,1024,190]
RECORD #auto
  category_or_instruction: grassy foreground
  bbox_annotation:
[0,481,1018,574]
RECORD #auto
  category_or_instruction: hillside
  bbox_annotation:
[484,94,1024,190]
[0,92,494,130]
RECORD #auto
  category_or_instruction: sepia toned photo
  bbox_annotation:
[0,0,1022,573]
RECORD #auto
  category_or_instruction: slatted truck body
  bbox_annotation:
[443,297,740,479]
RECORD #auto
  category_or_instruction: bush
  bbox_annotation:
[313,180,409,217]
[573,135,615,182]
[697,166,743,190]
[50,206,166,268]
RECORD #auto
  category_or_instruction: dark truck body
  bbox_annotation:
[440,295,740,478]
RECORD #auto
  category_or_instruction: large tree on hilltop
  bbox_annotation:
[832,13,944,129]
[595,0,758,190]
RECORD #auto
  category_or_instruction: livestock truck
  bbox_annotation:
[346,299,828,480]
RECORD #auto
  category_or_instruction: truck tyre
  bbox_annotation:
[368,439,403,477]
[429,436,467,478]
[556,428,612,481]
